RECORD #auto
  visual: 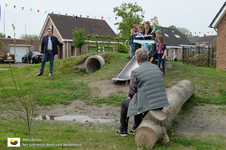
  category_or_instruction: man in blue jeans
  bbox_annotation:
[36,28,64,77]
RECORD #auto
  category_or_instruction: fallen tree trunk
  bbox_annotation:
[135,80,195,149]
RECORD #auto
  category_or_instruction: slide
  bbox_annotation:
[112,40,155,81]
[112,55,139,81]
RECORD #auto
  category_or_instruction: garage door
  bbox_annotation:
[9,46,29,62]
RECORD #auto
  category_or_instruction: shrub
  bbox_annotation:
[118,44,128,53]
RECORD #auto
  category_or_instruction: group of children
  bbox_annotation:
[128,19,166,75]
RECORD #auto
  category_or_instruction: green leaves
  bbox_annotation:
[72,28,87,55]
[113,2,145,39]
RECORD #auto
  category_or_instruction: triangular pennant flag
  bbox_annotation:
[194,32,196,34]
[80,15,82,18]
[87,15,89,18]
[207,32,209,34]
[115,17,117,20]
[94,16,96,19]
[199,32,201,34]
[73,14,75,17]
[52,12,53,14]
[65,13,67,16]
[30,8,32,12]
[101,16,103,20]
[190,32,192,34]
[37,10,39,13]
[14,5,16,9]
[22,7,24,10]
[45,11,47,14]
[212,31,214,33]
[5,4,7,8]
[177,31,179,33]
[58,13,60,16]
[76,16,78,19]
[172,30,174,33]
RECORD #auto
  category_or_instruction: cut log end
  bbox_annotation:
[135,127,157,149]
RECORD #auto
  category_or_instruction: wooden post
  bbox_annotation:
[135,80,195,149]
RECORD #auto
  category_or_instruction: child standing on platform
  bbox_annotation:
[128,28,136,59]
[157,35,166,75]
[151,19,161,34]
[136,25,144,49]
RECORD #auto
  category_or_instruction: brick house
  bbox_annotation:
[209,2,226,70]
[187,37,201,45]
[194,35,217,48]
[0,38,41,62]
[160,27,193,61]
[39,14,117,60]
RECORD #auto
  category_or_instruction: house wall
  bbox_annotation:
[0,38,41,53]
[216,13,226,70]
[165,48,182,61]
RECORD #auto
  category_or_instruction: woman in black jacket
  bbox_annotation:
[143,21,152,40]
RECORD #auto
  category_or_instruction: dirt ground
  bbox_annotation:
[176,104,226,137]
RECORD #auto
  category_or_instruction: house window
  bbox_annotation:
[166,49,170,57]
[174,34,180,38]
[200,43,203,47]
[164,33,169,37]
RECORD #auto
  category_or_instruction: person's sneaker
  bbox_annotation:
[115,130,128,137]
[48,73,52,77]
[35,73,43,76]
[127,56,130,58]
[128,128,135,135]
[163,72,165,76]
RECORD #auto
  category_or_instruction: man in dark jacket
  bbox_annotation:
[36,28,64,77]
[115,48,170,136]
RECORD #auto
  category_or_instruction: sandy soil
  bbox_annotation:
[176,104,226,137]
[0,63,31,71]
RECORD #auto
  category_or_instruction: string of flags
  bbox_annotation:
[0,3,119,21]
[163,29,215,35]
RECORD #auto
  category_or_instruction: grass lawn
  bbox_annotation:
[0,52,226,149]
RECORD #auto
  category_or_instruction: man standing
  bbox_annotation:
[36,28,64,77]
[115,48,170,136]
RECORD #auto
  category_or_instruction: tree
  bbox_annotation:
[113,2,145,38]
[0,33,6,38]
[20,34,38,40]
[72,28,87,55]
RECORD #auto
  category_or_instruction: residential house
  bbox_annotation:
[187,37,201,45]
[209,1,226,70]
[195,35,217,48]
[0,38,41,62]
[160,27,193,61]
[39,14,117,60]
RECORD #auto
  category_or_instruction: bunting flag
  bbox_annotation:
[101,16,103,20]
[190,32,192,34]
[52,12,53,14]
[14,5,16,9]
[177,31,179,33]
[115,17,117,20]
[75,15,78,19]
[80,15,82,18]
[207,32,209,34]
[199,32,201,34]
[65,13,67,16]
[87,15,89,18]
[58,13,60,16]
[172,30,174,33]
[37,10,39,13]
[30,8,32,12]
[22,7,24,10]
[94,16,96,19]
[5,4,7,8]
[72,14,75,17]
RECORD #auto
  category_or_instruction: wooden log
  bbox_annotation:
[135,80,195,149]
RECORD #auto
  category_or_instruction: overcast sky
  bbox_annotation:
[0,0,224,39]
